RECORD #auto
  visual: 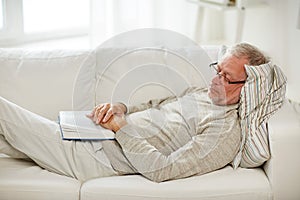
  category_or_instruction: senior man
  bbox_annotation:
[0,43,270,182]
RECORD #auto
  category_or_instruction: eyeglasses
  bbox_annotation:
[209,62,246,84]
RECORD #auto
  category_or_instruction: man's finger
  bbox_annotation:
[94,104,106,122]
[89,104,103,120]
[87,106,98,118]
[96,104,110,124]
[102,109,113,123]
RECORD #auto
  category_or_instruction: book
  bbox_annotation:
[58,111,115,140]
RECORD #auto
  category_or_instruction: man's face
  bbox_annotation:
[208,55,248,106]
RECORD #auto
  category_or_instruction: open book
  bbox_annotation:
[58,111,115,140]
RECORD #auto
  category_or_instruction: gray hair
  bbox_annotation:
[226,43,270,66]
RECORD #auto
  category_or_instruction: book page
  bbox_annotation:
[59,111,115,140]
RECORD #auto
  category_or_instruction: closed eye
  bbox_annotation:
[218,66,233,80]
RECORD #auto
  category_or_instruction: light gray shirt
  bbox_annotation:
[102,87,241,182]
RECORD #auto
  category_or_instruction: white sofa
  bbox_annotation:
[0,46,299,200]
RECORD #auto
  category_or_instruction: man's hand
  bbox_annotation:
[99,115,127,133]
[86,103,127,132]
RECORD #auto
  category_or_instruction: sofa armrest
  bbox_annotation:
[263,100,300,200]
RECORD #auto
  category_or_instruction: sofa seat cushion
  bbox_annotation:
[81,166,272,200]
[0,157,81,200]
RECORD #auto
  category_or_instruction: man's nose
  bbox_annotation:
[211,75,221,84]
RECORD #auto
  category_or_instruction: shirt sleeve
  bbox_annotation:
[115,117,240,182]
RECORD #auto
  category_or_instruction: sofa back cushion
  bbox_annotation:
[94,47,214,106]
[0,45,218,120]
[0,49,95,120]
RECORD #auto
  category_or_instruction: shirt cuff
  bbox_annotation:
[115,124,142,145]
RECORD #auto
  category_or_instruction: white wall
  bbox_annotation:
[239,0,300,102]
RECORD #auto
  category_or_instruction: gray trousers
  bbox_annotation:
[0,96,117,181]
